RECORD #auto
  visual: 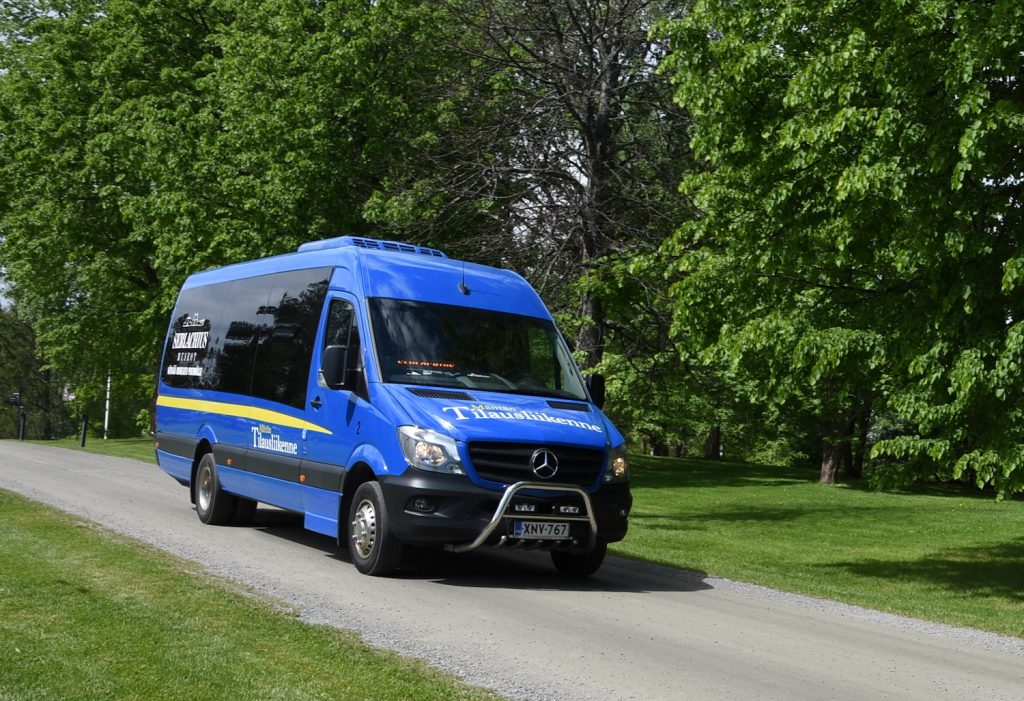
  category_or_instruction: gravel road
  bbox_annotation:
[2,442,1021,701]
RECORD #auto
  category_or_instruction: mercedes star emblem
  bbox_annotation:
[530,448,559,480]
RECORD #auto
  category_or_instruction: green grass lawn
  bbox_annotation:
[28,436,157,463]
[615,455,1024,638]
[0,489,499,701]
[18,438,1024,638]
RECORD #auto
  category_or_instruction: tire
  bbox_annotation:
[347,481,403,576]
[232,497,258,526]
[551,541,607,578]
[194,453,237,525]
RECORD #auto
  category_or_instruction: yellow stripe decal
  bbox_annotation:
[157,395,332,435]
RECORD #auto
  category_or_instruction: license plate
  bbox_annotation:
[513,521,570,540]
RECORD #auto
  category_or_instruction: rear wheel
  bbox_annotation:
[194,453,237,525]
[551,541,607,578]
[348,481,403,576]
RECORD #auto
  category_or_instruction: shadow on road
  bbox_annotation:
[249,507,712,595]
[404,547,713,594]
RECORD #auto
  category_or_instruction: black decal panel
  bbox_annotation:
[299,460,347,491]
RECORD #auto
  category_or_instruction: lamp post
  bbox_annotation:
[103,372,111,440]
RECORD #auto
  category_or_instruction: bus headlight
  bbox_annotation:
[398,426,465,475]
[605,443,629,483]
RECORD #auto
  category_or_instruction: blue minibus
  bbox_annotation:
[155,237,631,576]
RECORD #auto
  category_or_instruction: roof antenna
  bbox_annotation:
[458,260,470,295]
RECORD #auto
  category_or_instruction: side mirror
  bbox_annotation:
[321,345,348,390]
[585,373,606,409]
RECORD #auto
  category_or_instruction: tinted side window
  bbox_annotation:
[216,277,270,396]
[251,270,330,408]
[324,300,354,348]
[163,268,330,404]
[161,284,225,389]
[323,299,364,393]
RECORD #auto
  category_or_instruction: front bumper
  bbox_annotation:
[379,470,631,550]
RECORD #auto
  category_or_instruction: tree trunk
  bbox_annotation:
[849,447,864,479]
[576,292,605,369]
[704,425,722,459]
[574,38,615,371]
[840,410,855,478]
[821,441,841,484]
[820,418,842,484]
[850,402,871,479]
[650,435,668,457]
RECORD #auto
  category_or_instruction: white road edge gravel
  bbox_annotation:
[1,442,1022,701]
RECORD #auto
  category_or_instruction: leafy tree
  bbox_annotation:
[368,0,692,367]
[662,0,1024,493]
[0,0,708,453]
[151,0,451,268]
[574,246,809,463]
[0,0,452,415]
[0,0,223,398]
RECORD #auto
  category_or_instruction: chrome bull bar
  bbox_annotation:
[445,481,598,554]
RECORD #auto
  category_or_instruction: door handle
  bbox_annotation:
[310,397,322,410]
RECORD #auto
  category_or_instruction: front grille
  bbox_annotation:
[468,442,604,487]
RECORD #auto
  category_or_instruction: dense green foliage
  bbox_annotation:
[2,0,1022,494]
[0,0,447,405]
[663,0,1024,493]
[365,0,692,368]
[0,0,694,430]
[0,489,499,700]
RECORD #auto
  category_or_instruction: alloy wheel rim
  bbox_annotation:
[197,466,212,512]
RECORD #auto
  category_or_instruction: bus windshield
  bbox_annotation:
[368,298,588,401]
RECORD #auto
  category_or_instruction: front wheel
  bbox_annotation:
[348,482,403,576]
[551,541,607,578]
[194,453,237,525]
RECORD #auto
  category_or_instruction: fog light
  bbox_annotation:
[412,497,436,513]
[513,503,536,513]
